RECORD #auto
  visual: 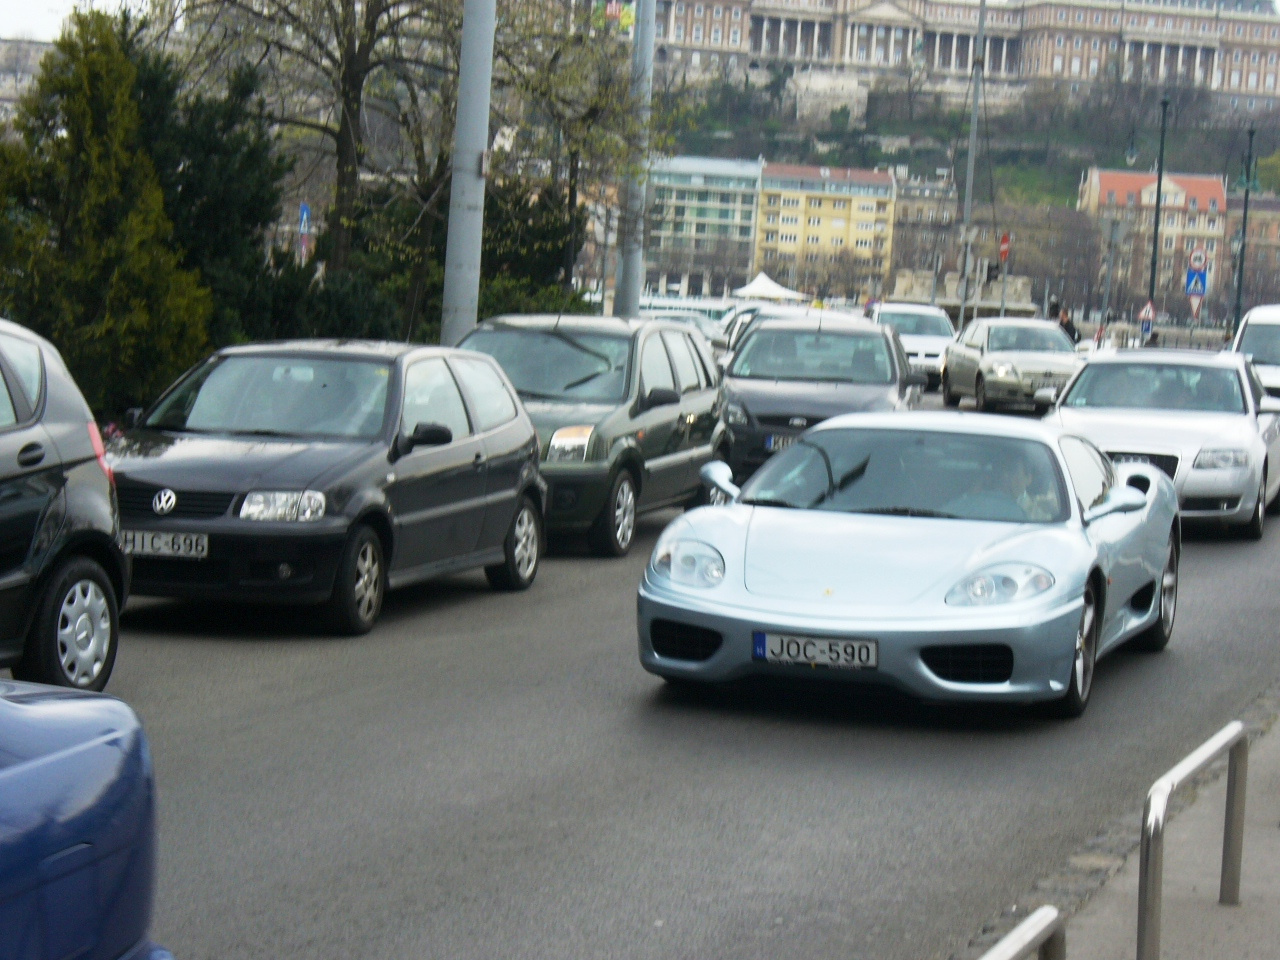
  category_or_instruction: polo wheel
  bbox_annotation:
[325,525,385,635]
[486,496,542,591]
[14,557,118,691]
[590,469,637,557]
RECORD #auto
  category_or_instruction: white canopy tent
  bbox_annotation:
[732,272,808,302]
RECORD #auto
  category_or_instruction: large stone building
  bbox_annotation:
[0,39,50,123]
[655,0,1280,112]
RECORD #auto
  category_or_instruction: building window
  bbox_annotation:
[732,6,740,18]
[692,24,702,41]
[781,215,798,225]
[765,231,777,242]
[711,26,720,42]
[832,237,844,247]
[808,216,821,226]
[730,28,739,43]
[675,24,684,39]
[1209,198,1218,212]
[782,197,800,207]
[767,194,779,206]
[694,3,703,15]
[766,214,778,224]
[780,233,798,243]
[713,4,722,15]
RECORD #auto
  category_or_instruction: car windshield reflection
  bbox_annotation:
[1063,363,1246,413]
[987,326,1074,353]
[463,328,632,403]
[729,330,894,384]
[878,312,954,337]
[1238,325,1280,366]
[739,428,1070,523]
[145,355,392,439]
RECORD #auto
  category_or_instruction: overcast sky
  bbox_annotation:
[1,0,137,42]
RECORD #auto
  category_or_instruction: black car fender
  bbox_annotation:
[606,436,646,495]
[21,529,129,643]
[518,461,548,515]
[343,486,396,565]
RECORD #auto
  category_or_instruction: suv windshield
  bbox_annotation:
[146,355,392,438]
[729,330,894,384]
[987,326,1074,353]
[740,428,1069,523]
[1238,323,1280,366]
[463,328,632,403]
[1063,362,1246,413]
[878,311,954,337]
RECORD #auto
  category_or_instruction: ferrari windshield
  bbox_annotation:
[877,311,954,337]
[146,355,391,439]
[729,330,894,384]
[462,328,632,403]
[1063,362,1246,413]
[987,325,1074,353]
[1238,323,1280,366]
[740,428,1069,523]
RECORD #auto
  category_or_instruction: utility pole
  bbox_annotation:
[613,0,658,319]
[1233,125,1256,334]
[956,0,987,329]
[440,0,497,345]
[1101,218,1122,322]
[1146,97,1170,308]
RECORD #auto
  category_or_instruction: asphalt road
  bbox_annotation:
[99,401,1280,960]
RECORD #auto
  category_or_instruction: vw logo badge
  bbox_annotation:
[789,417,807,428]
[152,489,177,516]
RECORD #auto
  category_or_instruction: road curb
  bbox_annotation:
[947,680,1280,960]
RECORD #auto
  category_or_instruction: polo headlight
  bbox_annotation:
[651,536,726,589]
[1193,448,1249,469]
[726,401,749,426]
[548,425,593,462]
[946,563,1054,606]
[240,490,326,522]
[991,362,1019,380]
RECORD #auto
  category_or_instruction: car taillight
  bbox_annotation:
[88,421,114,486]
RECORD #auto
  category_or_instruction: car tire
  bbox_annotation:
[325,525,385,635]
[1131,535,1178,652]
[1046,579,1099,719]
[590,468,638,557]
[941,371,961,407]
[14,557,118,692]
[486,495,542,591]
[975,376,990,412]
[1243,476,1266,540]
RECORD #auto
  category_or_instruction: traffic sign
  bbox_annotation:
[1185,269,1207,296]
[999,232,1010,263]
[1189,247,1207,271]
[1189,294,1204,320]
[299,202,311,236]
[1138,301,1156,323]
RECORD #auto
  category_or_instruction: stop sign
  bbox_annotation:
[999,233,1010,263]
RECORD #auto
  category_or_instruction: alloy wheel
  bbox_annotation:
[513,505,539,581]
[353,540,382,623]
[614,476,636,551]
[1160,543,1178,636]
[1074,590,1097,703]
[57,579,112,687]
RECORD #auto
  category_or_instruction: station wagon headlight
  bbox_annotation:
[946,563,1054,606]
[726,401,749,426]
[991,362,1019,379]
[652,537,726,588]
[1193,448,1250,469]
[548,425,593,462]
[240,490,326,522]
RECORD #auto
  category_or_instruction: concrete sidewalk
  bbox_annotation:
[1064,719,1280,960]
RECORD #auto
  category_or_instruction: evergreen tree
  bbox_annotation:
[0,12,209,416]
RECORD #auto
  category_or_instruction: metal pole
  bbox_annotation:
[999,259,1008,317]
[1137,784,1168,960]
[957,0,986,328]
[1147,97,1169,307]
[1233,125,1255,334]
[440,0,498,345]
[1102,218,1119,321]
[1221,738,1248,905]
[614,0,658,318]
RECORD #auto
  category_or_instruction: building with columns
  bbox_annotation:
[655,0,1280,112]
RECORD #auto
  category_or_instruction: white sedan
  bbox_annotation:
[1042,349,1280,538]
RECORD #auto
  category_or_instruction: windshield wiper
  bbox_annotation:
[851,506,962,519]
[515,388,565,401]
[562,368,611,390]
[540,329,613,365]
[236,429,294,437]
[740,497,797,508]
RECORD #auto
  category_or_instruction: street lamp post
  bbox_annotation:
[956,0,987,329]
[1233,125,1256,334]
[614,0,658,319]
[1147,97,1170,309]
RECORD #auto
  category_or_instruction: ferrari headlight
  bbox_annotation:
[945,563,1054,606]
[651,537,726,589]
[240,490,326,522]
[548,425,593,462]
[726,401,749,426]
[991,362,1019,379]
[1193,448,1249,470]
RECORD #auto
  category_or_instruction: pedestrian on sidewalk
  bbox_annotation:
[1058,306,1080,344]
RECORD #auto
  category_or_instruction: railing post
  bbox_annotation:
[1221,738,1248,905]
[1137,784,1168,960]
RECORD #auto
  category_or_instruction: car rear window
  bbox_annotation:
[729,330,894,384]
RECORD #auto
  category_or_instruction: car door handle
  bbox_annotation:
[17,442,44,467]
[472,451,484,469]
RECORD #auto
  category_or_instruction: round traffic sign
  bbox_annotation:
[999,232,1010,263]
[1189,248,1207,270]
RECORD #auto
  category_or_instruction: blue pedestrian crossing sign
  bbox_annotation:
[1185,269,1207,296]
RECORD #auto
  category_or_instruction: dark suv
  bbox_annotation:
[461,316,727,555]
[0,318,126,691]
[109,341,545,634]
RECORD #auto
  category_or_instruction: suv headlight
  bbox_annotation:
[240,490,326,522]
[726,401,749,426]
[651,537,726,588]
[1193,448,1250,469]
[548,425,593,462]
[991,362,1019,379]
[945,563,1054,606]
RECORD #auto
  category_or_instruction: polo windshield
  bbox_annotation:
[463,328,632,403]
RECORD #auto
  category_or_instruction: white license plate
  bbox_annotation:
[753,631,878,669]
[764,434,795,452]
[122,530,209,559]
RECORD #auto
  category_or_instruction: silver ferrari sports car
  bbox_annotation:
[637,412,1180,717]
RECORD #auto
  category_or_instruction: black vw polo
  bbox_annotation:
[109,341,545,633]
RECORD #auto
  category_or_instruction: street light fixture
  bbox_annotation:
[1233,125,1257,334]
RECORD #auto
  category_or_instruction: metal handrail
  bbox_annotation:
[976,906,1067,960]
[1137,720,1249,960]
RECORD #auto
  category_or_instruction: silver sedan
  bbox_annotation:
[942,318,1083,411]
[637,412,1180,718]
[1043,349,1280,538]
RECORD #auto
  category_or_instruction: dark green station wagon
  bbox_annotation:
[461,316,727,556]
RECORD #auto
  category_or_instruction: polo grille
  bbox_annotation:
[118,483,236,520]
[650,620,723,662]
[1106,452,1180,479]
[920,644,1015,684]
